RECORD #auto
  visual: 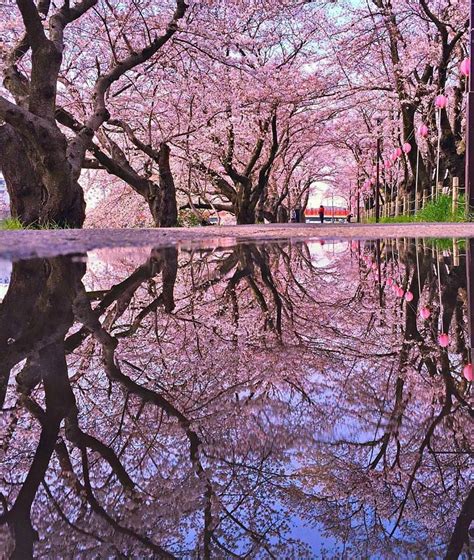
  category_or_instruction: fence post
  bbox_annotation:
[452,177,459,216]
[416,192,422,214]
[395,197,400,217]
[436,181,443,199]
[453,239,460,267]
[423,190,428,209]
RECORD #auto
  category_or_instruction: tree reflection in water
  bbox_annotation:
[0,239,472,559]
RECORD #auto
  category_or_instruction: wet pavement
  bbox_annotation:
[0,235,472,559]
[1,223,474,260]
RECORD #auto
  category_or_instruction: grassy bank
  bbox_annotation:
[0,217,23,230]
[0,218,72,230]
[366,195,466,224]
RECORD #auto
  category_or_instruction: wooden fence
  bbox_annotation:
[361,177,462,221]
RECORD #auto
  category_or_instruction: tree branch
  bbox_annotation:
[16,0,47,49]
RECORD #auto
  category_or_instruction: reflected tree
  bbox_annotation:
[0,240,472,558]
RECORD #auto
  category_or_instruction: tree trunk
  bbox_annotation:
[402,105,430,194]
[0,124,85,227]
[235,187,256,224]
[0,256,85,556]
[236,203,256,224]
[276,206,289,223]
[440,110,465,186]
[0,125,42,224]
[153,143,177,227]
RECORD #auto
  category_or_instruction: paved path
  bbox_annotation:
[0,222,472,260]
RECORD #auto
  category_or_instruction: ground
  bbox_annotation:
[0,223,473,260]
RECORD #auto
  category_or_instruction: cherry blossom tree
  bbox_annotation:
[0,0,186,226]
[325,0,469,206]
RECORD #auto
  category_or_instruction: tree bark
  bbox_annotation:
[0,116,86,227]
[235,194,256,225]
[0,125,42,224]
[153,143,178,227]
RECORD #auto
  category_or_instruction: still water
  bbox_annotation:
[0,238,472,559]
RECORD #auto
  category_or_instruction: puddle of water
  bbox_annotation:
[0,238,472,559]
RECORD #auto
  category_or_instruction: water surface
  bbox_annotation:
[0,238,472,559]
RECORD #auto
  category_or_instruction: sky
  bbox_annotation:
[308,181,348,208]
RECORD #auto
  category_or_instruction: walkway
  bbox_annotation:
[0,222,472,260]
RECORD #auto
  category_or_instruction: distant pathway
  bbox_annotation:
[0,222,472,260]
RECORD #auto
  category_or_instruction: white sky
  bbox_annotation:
[308,182,348,208]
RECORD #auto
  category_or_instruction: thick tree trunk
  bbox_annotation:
[440,110,465,186]
[235,203,256,224]
[402,105,430,194]
[0,124,85,227]
[0,256,85,557]
[0,125,42,224]
[235,187,256,224]
[153,143,177,227]
[276,206,289,223]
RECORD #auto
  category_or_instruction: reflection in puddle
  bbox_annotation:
[0,239,472,559]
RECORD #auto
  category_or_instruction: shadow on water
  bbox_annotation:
[0,239,472,559]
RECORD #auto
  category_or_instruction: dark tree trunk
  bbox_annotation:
[153,143,177,227]
[162,247,178,312]
[235,187,256,224]
[92,140,177,228]
[0,125,43,224]
[402,105,430,194]
[0,124,85,227]
[236,204,256,224]
[276,206,289,223]
[440,109,465,186]
[0,256,85,557]
[445,487,474,560]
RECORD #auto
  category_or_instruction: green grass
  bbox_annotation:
[416,194,465,222]
[0,217,73,230]
[424,237,466,251]
[177,209,204,227]
[0,217,24,230]
[365,195,466,224]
